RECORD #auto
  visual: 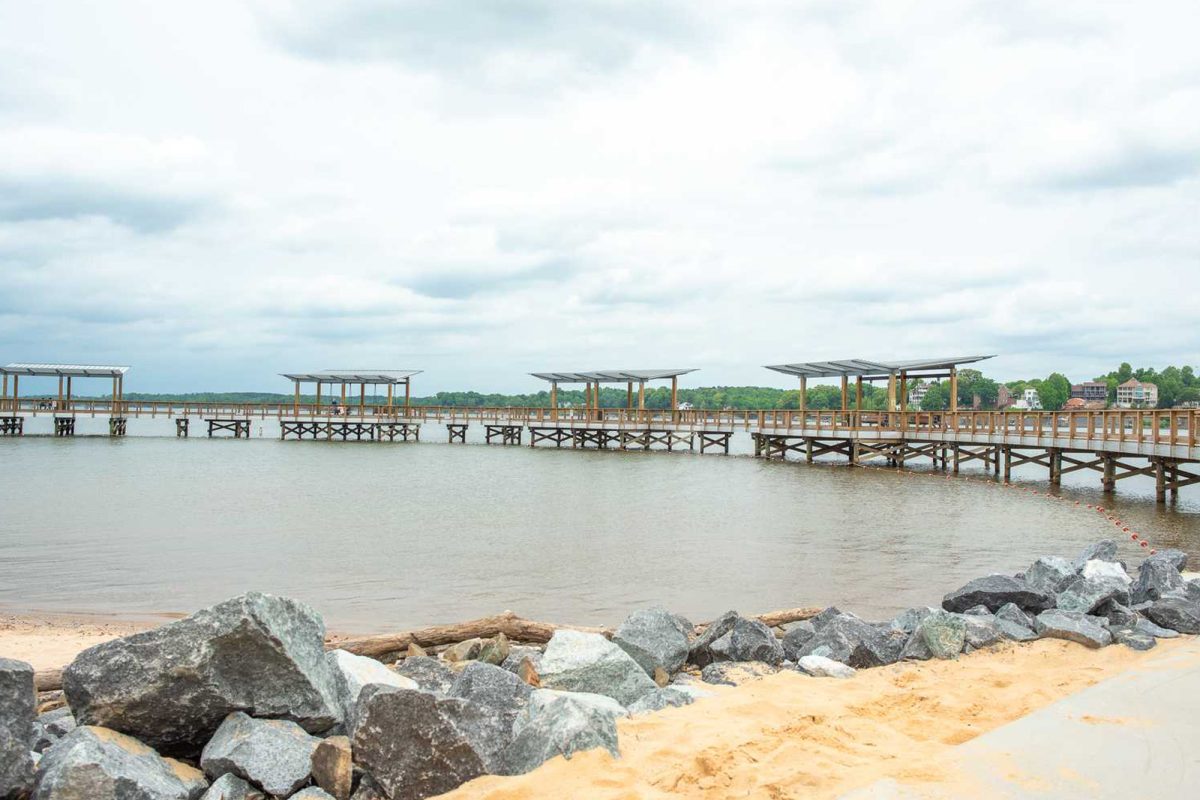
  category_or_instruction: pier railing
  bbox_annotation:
[0,398,1195,450]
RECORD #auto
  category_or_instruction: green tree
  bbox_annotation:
[920,382,950,411]
[1038,373,1071,410]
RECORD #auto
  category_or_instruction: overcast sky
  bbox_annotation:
[1,1,1197,394]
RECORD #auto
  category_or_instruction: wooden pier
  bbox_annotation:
[279,419,420,442]
[485,424,523,445]
[206,419,250,438]
[446,423,468,443]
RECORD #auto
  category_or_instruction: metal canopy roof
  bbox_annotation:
[765,356,994,379]
[280,370,422,383]
[531,369,697,384]
[1,363,130,377]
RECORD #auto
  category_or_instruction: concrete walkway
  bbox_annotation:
[843,637,1200,799]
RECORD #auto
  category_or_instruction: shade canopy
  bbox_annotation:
[531,369,697,384]
[280,370,421,383]
[765,356,994,380]
[1,363,130,377]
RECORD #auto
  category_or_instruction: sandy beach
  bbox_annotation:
[443,637,1188,799]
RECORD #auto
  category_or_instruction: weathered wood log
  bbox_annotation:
[329,611,611,658]
[331,607,824,658]
[35,668,62,693]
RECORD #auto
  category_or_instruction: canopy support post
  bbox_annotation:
[855,376,863,412]
[949,367,959,412]
[671,376,678,411]
[799,376,807,415]
[840,375,848,413]
[405,378,411,410]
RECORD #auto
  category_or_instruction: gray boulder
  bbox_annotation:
[627,687,695,715]
[795,614,904,668]
[687,610,740,668]
[700,661,780,686]
[1095,599,1139,628]
[995,602,1034,629]
[200,712,319,798]
[796,655,856,678]
[1149,549,1188,571]
[1080,559,1132,585]
[1055,574,1130,614]
[500,694,619,776]
[538,630,657,706]
[962,615,1004,650]
[199,774,266,800]
[63,592,340,756]
[898,631,933,661]
[913,611,965,660]
[349,684,493,798]
[1,658,35,800]
[1141,597,1200,634]
[500,647,543,676]
[1024,556,1075,595]
[1111,628,1156,651]
[1034,610,1112,648]
[33,726,208,800]
[1073,540,1118,571]
[33,708,77,754]
[781,621,816,660]
[393,656,455,694]
[349,777,387,800]
[327,650,418,720]
[887,607,936,635]
[708,617,785,665]
[514,689,625,738]
[612,608,689,676]
[962,605,992,616]
[1130,554,1187,605]
[943,574,1054,614]
[448,661,532,745]
[1134,617,1180,639]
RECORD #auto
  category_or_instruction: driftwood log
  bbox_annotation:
[33,606,824,689]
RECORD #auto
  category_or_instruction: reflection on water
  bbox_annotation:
[0,428,1196,632]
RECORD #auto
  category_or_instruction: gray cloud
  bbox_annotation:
[1040,144,1200,191]
[0,177,210,232]
[404,258,579,300]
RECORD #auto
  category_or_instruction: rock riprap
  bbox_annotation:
[612,607,689,676]
[200,712,320,797]
[1,658,36,800]
[538,630,657,706]
[32,708,77,754]
[199,773,266,800]
[942,574,1053,614]
[795,613,903,668]
[797,656,856,678]
[1142,597,1200,634]
[33,726,208,800]
[500,693,619,776]
[1024,556,1075,595]
[393,656,456,695]
[311,735,353,800]
[63,592,341,755]
[327,649,418,719]
[1033,610,1112,648]
[708,616,785,665]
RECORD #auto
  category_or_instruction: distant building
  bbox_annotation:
[1011,388,1042,411]
[908,382,931,406]
[1063,397,1086,410]
[997,385,1015,410]
[678,401,694,411]
[1115,379,1158,408]
[1071,381,1108,403]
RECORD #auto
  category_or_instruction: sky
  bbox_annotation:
[0,1,1197,394]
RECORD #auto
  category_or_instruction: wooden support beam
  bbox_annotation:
[387,383,393,411]
[949,367,959,413]
[886,373,896,411]
[315,381,321,410]
[405,378,411,410]
[627,381,633,410]
[799,376,807,414]
[293,380,300,413]
[840,375,848,412]
[855,376,863,412]
[671,376,678,412]
[637,381,645,411]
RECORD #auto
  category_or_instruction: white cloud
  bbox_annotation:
[0,0,1197,393]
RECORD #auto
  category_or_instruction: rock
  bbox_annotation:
[1081,559,1132,585]
[517,659,541,688]
[1,658,36,800]
[898,631,933,661]
[780,621,816,660]
[995,602,1034,629]
[500,646,543,675]
[538,630,657,706]
[514,689,626,737]
[797,656,856,678]
[500,693,619,776]
[1055,574,1130,614]
[795,614,903,668]
[1150,549,1188,571]
[442,638,484,663]
[349,777,386,800]
[1033,610,1113,648]
[63,592,340,756]
[1141,597,1200,634]
[1134,617,1179,639]
[1024,556,1075,595]
[406,643,427,658]
[1095,599,1139,628]
[32,708,77,754]
[653,667,669,687]
[1130,554,1187,605]
[943,574,1053,614]
[200,712,319,798]
[687,610,740,668]
[961,615,1004,650]
[962,605,992,616]
[887,607,936,635]
[393,656,456,694]
[699,661,779,686]
[327,650,418,720]
[33,726,208,800]
[808,606,843,629]
[448,661,532,744]
[914,611,966,659]
[1111,628,1156,651]
[626,687,695,714]
[612,608,689,676]
[311,735,353,800]
[708,617,785,666]
[349,685,494,798]
[292,790,336,800]
[476,634,510,666]
[994,618,1038,642]
[1073,540,1118,571]
[199,773,266,800]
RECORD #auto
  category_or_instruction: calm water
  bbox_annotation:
[1,424,1197,631]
